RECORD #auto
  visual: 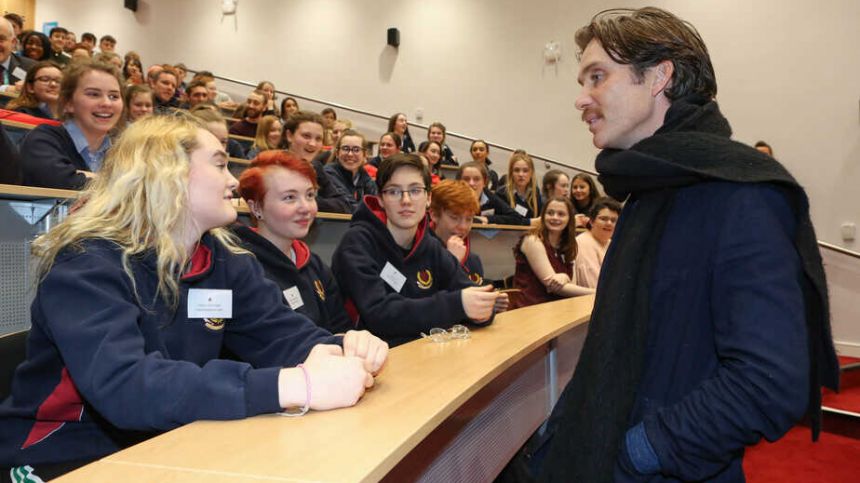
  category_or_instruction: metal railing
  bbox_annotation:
[818,241,860,259]
[189,70,598,177]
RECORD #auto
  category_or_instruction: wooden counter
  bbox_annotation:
[55,296,593,482]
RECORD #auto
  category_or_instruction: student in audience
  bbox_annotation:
[190,105,245,159]
[150,66,179,112]
[368,132,400,168]
[428,122,458,166]
[0,124,22,184]
[94,51,123,71]
[458,162,529,226]
[69,44,92,63]
[332,153,500,346]
[63,31,77,53]
[122,57,144,85]
[19,31,52,62]
[321,107,337,146]
[245,115,282,159]
[184,80,211,109]
[429,180,501,294]
[1,19,34,95]
[280,96,299,121]
[282,110,352,213]
[0,114,387,480]
[469,139,500,191]
[80,32,96,51]
[497,151,543,220]
[574,197,620,288]
[173,63,188,93]
[417,140,443,184]
[98,34,116,53]
[124,84,154,123]
[20,61,124,189]
[256,80,278,116]
[755,140,773,156]
[570,172,601,226]
[541,169,571,201]
[2,13,22,40]
[234,150,354,334]
[198,75,237,111]
[323,129,377,211]
[145,64,163,85]
[6,61,62,120]
[387,112,415,153]
[229,90,265,137]
[47,27,71,66]
[511,197,594,309]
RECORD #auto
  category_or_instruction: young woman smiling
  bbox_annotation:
[323,129,378,212]
[511,197,594,309]
[0,114,387,480]
[7,61,62,120]
[21,61,124,189]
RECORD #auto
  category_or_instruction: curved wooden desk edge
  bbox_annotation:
[0,184,79,200]
[56,296,594,483]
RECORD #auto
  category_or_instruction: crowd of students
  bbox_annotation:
[0,16,615,479]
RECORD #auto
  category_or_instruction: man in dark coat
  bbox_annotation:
[0,18,33,95]
[536,7,839,483]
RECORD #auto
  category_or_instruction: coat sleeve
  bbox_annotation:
[35,251,294,432]
[314,160,352,214]
[636,186,809,480]
[332,229,468,339]
[487,192,530,225]
[20,126,88,189]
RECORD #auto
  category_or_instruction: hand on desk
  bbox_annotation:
[342,330,389,376]
[278,344,375,411]
[544,273,571,294]
[463,285,502,322]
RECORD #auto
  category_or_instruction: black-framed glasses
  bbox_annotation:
[339,146,363,154]
[381,187,427,199]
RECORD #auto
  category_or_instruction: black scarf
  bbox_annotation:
[538,95,839,482]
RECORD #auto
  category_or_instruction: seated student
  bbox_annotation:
[245,115,282,159]
[79,32,96,51]
[429,180,497,292]
[150,66,179,113]
[47,27,71,66]
[332,153,502,347]
[458,161,529,226]
[122,57,144,85]
[570,172,601,227]
[0,113,387,481]
[510,197,594,309]
[468,139,500,191]
[190,104,246,160]
[367,132,400,168]
[229,89,266,138]
[256,80,279,117]
[417,140,443,184]
[234,151,353,334]
[388,112,415,153]
[6,61,62,120]
[279,96,299,122]
[98,34,117,53]
[183,79,212,110]
[282,110,352,214]
[575,197,621,289]
[20,61,123,189]
[321,107,337,146]
[0,124,22,184]
[19,31,52,62]
[541,169,570,202]
[93,52,122,71]
[124,84,154,123]
[428,122,458,166]
[323,129,377,212]
[496,151,543,221]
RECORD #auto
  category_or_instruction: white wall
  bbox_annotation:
[33,0,860,250]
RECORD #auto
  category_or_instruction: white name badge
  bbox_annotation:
[12,67,27,80]
[480,192,489,206]
[187,289,233,319]
[480,208,495,216]
[283,286,304,310]
[380,261,407,293]
[514,204,529,217]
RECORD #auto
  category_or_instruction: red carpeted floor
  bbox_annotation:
[743,356,860,481]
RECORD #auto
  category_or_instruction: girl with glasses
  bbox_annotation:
[6,61,62,120]
[323,129,377,212]
[575,197,622,288]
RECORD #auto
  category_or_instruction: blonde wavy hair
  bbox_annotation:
[32,114,242,307]
[504,151,540,216]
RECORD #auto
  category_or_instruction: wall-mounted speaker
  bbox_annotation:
[387,28,400,48]
[124,0,138,12]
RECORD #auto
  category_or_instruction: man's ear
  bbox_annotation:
[651,60,674,97]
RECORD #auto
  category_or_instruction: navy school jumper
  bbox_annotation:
[0,234,339,467]
[331,196,490,347]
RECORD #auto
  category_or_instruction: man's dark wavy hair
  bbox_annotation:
[575,7,717,100]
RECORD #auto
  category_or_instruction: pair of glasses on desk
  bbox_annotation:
[421,325,471,343]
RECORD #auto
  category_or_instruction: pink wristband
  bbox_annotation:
[278,364,311,417]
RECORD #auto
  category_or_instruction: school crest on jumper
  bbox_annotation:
[469,272,483,285]
[204,318,226,331]
[313,280,326,301]
[416,269,433,289]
